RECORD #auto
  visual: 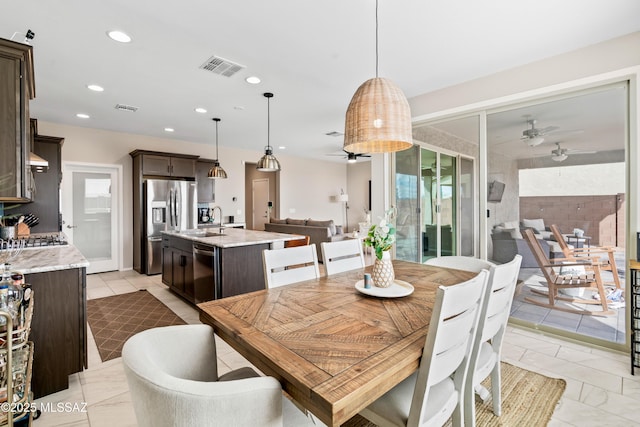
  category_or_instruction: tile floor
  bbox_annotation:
[30,269,640,427]
[510,258,627,345]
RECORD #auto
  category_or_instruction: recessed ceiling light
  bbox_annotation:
[164,128,175,132]
[107,30,132,43]
[278,146,286,150]
[194,107,207,114]
[76,113,90,119]
[245,76,261,85]
[87,84,104,92]
[233,106,245,110]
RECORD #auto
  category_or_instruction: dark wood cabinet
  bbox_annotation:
[0,38,35,202]
[135,152,197,179]
[219,244,268,298]
[196,159,216,202]
[27,267,87,399]
[162,235,195,300]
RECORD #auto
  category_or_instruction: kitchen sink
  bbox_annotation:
[205,230,226,237]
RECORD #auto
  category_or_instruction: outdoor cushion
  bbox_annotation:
[521,218,546,232]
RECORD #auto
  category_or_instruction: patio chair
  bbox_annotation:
[359,270,488,427]
[522,229,613,316]
[549,224,621,289]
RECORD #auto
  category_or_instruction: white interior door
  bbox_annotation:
[252,178,270,231]
[62,163,122,274]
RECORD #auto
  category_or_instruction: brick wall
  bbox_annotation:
[519,194,625,247]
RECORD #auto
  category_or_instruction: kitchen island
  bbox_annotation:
[8,244,89,398]
[162,228,304,304]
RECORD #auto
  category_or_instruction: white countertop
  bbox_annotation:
[164,227,304,248]
[3,244,90,274]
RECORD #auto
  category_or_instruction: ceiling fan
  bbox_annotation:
[550,142,596,162]
[326,150,371,163]
[521,119,560,147]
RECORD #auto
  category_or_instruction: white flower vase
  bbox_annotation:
[372,250,395,288]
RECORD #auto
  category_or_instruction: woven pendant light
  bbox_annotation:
[257,92,281,172]
[343,0,412,154]
[208,118,228,179]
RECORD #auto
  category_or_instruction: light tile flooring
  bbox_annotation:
[31,269,640,427]
[511,261,626,345]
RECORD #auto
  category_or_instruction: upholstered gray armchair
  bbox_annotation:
[122,324,285,427]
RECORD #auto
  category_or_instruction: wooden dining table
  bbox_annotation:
[198,260,475,426]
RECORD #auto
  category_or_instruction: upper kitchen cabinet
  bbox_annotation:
[130,150,197,179]
[0,38,35,201]
[196,159,216,202]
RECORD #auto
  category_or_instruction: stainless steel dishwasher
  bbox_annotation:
[193,244,219,302]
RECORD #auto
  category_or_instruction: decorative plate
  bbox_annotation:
[355,279,414,298]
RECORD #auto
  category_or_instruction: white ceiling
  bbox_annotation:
[3,0,640,162]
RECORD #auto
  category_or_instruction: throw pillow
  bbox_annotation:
[307,219,336,235]
[270,217,287,224]
[286,218,307,225]
[502,228,523,239]
[335,225,343,235]
[521,218,546,233]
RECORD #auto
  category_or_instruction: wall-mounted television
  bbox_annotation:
[488,180,505,202]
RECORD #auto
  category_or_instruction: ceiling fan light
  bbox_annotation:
[527,136,545,147]
[344,77,413,153]
[551,153,568,162]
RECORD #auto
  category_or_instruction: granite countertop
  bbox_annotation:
[164,227,304,248]
[2,245,89,274]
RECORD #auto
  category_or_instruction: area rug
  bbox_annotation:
[87,290,186,362]
[342,362,566,427]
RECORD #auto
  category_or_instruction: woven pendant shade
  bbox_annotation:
[344,77,413,154]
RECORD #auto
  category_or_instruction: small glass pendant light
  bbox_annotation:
[257,92,281,172]
[208,118,228,179]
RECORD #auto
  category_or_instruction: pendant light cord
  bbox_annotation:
[267,96,271,150]
[375,0,379,78]
[215,120,219,159]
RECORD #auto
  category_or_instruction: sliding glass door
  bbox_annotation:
[395,146,472,263]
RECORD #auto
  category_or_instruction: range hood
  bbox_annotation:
[28,151,49,172]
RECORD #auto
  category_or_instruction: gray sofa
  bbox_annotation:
[264,218,346,262]
[490,220,564,268]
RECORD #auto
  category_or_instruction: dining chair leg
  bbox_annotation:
[491,364,502,416]
[607,252,621,289]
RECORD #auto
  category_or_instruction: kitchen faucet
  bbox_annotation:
[211,206,224,233]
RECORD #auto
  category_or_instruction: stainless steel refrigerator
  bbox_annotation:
[143,179,197,274]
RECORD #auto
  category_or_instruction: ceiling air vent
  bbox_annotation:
[199,55,245,77]
[115,104,139,112]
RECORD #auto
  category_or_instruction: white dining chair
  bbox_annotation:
[464,254,522,427]
[359,270,488,427]
[321,239,365,276]
[262,245,320,288]
[424,255,495,273]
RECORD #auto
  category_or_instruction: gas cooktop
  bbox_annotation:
[1,234,68,249]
